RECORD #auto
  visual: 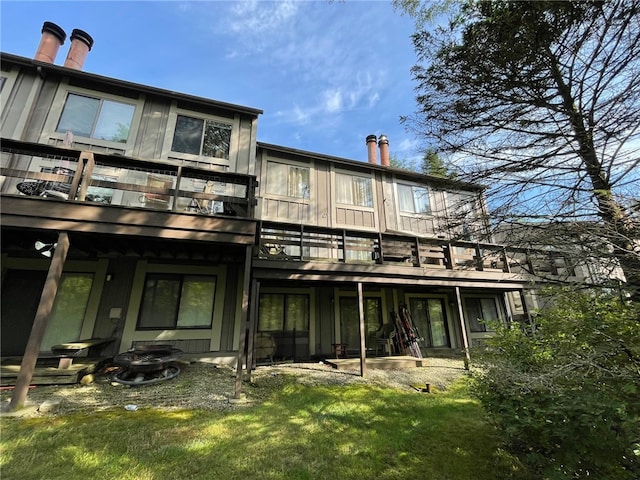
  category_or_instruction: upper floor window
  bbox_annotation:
[0,76,6,91]
[336,172,373,207]
[448,192,477,216]
[398,184,430,214]
[56,93,135,143]
[266,161,309,199]
[171,115,231,159]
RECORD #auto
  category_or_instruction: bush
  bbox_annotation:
[470,289,640,479]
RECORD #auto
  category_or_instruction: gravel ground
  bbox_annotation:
[1,357,468,416]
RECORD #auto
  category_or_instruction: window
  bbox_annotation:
[266,161,309,198]
[398,184,430,213]
[41,273,94,348]
[56,93,135,143]
[464,297,500,332]
[258,294,309,332]
[336,172,373,207]
[137,274,216,329]
[171,115,231,159]
[448,192,477,216]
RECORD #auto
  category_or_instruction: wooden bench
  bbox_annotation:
[50,338,115,369]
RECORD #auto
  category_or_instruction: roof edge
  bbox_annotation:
[257,141,486,191]
[1,52,263,117]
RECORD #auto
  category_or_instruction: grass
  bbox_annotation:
[0,377,529,480]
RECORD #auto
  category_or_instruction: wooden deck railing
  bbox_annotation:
[257,220,579,279]
[0,138,257,218]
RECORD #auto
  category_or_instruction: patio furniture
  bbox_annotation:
[332,343,349,359]
[50,337,115,369]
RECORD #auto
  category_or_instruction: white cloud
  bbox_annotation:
[323,89,343,113]
[397,138,419,153]
[228,0,298,35]
[368,92,380,108]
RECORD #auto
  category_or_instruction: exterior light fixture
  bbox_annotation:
[35,240,57,258]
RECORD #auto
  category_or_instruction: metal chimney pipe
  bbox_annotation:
[34,22,66,64]
[63,29,94,70]
[378,134,390,167]
[366,134,378,164]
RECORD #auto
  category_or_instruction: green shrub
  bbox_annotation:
[470,289,640,479]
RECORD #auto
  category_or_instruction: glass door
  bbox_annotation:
[409,298,450,348]
[1,271,94,355]
[339,297,381,350]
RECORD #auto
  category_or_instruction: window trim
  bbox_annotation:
[161,105,239,167]
[333,169,375,209]
[333,288,386,344]
[404,294,453,348]
[257,292,311,333]
[1,66,27,138]
[397,182,431,214]
[2,257,108,344]
[446,191,478,217]
[463,296,504,334]
[264,159,311,201]
[136,273,217,331]
[41,81,144,151]
[258,287,315,354]
[0,67,19,118]
[121,262,227,353]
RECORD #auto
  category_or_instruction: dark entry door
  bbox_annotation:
[1,269,47,356]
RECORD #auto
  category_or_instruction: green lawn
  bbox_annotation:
[1,378,528,480]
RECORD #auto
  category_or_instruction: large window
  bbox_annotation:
[266,161,309,198]
[171,115,232,159]
[137,274,216,329]
[398,184,430,214]
[258,294,309,332]
[464,297,500,332]
[56,93,135,143]
[336,172,373,207]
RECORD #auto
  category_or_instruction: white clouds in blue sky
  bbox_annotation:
[1,0,423,162]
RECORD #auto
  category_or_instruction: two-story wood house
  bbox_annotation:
[2,23,574,376]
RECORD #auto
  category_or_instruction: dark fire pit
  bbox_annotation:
[112,344,183,386]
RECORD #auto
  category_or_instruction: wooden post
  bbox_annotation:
[9,232,70,411]
[445,243,454,270]
[76,152,94,202]
[246,279,259,379]
[519,289,534,333]
[234,246,253,399]
[357,282,366,377]
[454,286,471,370]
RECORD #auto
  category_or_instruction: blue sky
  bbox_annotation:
[1,0,424,164]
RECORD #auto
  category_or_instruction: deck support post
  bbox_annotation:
[246,279,259,379]
[9,232,70,411]
[454,286,471,370]
[357,282,366,377]
[234,246,253,399]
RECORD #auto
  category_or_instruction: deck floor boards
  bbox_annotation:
[324,355,426,370]
[0,357,110,386]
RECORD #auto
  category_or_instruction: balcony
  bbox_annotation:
[256,221,581,282]
[1,138,257,215]
[0,138,258,248]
